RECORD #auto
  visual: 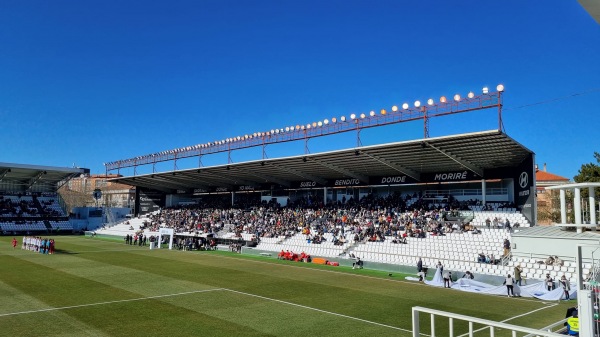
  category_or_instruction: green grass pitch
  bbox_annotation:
[0,236,572,336]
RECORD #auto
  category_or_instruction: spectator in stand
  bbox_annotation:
[478,252,486,263]
[503,239,511,257]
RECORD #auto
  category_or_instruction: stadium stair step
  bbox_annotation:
[43,220,52,230]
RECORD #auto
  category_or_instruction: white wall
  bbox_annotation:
[513,234,599,263]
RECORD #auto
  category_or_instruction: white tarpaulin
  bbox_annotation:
[411,268,576,300]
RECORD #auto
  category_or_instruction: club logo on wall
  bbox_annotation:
[519,171,529,189]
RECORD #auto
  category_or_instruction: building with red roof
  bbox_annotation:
[536,163,570,224]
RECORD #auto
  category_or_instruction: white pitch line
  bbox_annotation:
[223,288,423,335]
[0,288,224,318]
[456,302,558,337]
[500,302,558,322]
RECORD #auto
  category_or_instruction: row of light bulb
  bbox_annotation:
[106,85,504,164]
[209,85,504,145]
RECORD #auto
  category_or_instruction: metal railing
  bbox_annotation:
[522,319,567,337]
[423,188,509,197]
[412,306,564,337]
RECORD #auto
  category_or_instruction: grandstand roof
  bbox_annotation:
[0,162,88,192]
[111,130,534,193]
[579,0,600,25]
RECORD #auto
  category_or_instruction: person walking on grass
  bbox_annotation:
[503,274,515,297]
[560,275,571,300]
[514,265,523,286]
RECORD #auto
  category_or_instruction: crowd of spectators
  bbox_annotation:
[142,192,496,245]
[0,194,64,218]
[478,252,499,265]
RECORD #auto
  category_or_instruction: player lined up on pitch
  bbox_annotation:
[21,236,55,254]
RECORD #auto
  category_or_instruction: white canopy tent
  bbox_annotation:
[157,227,174,250]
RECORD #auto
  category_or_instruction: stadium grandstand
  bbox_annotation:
[100,87,542,277]
[93,86,600,335]
[0,162,88,235]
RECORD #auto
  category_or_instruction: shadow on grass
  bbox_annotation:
[53,248,78,255]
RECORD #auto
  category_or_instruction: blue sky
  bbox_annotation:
[1,0,599,180]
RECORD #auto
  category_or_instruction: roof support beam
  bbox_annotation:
[162,173,216,189]
[359,150,421,181]
[308,157,369,183]
[138,176,196,191]
[56,172,80,190]
[27,170,47,190]
[232,168,290,187]
[131,180,173,193]
[202,171,256,187]
[423,142,484,177]
[177,172,223,186]
[0,169,11,182]
[265,163,328,185]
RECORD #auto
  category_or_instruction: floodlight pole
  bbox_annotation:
[498,91,503,132]
[423,107,429,138]
[304,131,310,154]
[356,121,362,147]
[228,144,232,164]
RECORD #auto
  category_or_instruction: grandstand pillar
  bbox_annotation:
[590,187,597,225]
[323,187,327,206]
[231,192,235,206]
[576,244,595,337]
[560,189,567,224]
[481,180,486,204]
[574,188,582,232]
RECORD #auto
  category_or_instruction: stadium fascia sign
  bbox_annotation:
[291,179,369,188]
[189,170,482,193]
[291,175,419,188]
[374,175,416,185]
[192,185,267,195]
[370,171,480,186]
[192,187,235,194]
[422,170,480,182]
